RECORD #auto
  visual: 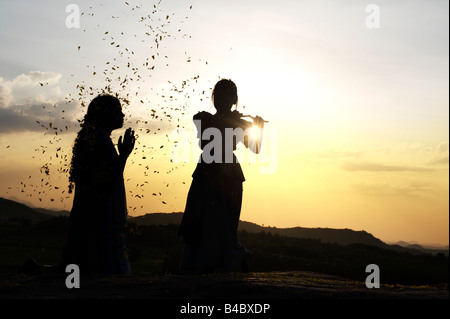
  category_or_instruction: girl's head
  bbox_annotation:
[68,94,123,193]
[85,94,124,131]
[212,79,238,113]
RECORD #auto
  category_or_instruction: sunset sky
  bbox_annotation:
[0,0,448,246]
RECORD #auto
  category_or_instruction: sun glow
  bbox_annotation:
[248,125,259,141]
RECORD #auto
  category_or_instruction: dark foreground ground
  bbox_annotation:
[0,271,447,299]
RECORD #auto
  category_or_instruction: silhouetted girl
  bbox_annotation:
[58,94,135,275]
[179,79,265,273]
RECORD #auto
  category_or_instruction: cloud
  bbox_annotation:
[350,181,432,197]
[0,107,40,133]
[11,71,62,88]
[436,142,449,153]
[0,71,81,134]
[315,149,364,159]
[0,71,63,108]
[428,155,449,166]
[341,161,434,172]
[0,100,80,134]
[0,77,13,108]
[427,142,449,166]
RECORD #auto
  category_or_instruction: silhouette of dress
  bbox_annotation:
[59,127,131,275]
[179,111,251,271]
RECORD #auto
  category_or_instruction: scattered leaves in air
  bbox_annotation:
[23,0,209,212]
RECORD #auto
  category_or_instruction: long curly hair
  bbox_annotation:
[68,94,120,194]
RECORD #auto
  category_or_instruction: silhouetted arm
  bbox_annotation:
[246,116,265,154]
[193,112,214,150]
[228,111,264,154]
[117,128,135,171]
[85,128,135,195]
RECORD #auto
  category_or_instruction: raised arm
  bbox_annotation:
[79,128,135,196]
[228,111,265,154]
[245,116,265,154]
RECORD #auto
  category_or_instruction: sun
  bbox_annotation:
[248,125,260,141]
[246,124,264,154]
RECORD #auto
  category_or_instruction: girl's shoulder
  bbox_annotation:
[193,111,213,121]
[193,112,216,128]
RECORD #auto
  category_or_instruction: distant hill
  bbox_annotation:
[388,240,449,252]
[255,226,387,248]
[129,212,387,247]
[0,197,49,222]
[128,212,448,255]
[33,208,70,217]
[1,197,447,255]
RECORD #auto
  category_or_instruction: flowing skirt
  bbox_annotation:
[58,181,131,275]
[179,175,248,270]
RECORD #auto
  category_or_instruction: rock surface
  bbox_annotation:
[0,271,447,299]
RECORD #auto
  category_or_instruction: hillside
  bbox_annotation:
[129,213,448,256]
[0,199,448,287]
[389,240,449,251]
[1,197,447,255]
[0,198,49,222]
[243,224,387,248]
[130,212,388,248]
[33,207,70,217]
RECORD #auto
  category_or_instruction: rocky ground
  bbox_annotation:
[1,271,447,317]
[0,271,447,299]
